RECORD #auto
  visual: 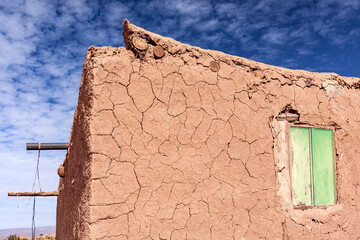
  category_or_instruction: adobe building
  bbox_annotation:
[56,20,360,239]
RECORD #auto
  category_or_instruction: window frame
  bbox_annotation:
[288,124,338,209]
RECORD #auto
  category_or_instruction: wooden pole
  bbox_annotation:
[26,143,69,150]
[8,191,59,197]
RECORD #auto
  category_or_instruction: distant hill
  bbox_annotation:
[0,226,55,238]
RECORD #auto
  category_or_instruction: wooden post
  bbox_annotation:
[26,143,69,150]
[8,191,59,197]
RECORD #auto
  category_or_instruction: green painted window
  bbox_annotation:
[290,127,336,206]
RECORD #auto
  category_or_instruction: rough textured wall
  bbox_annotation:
[57,19,360,239]
[56,56,93,239]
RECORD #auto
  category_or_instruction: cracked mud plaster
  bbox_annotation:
[56,19,360,240]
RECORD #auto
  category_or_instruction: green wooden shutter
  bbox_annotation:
[290,127,312,206]
[311,128,336,206]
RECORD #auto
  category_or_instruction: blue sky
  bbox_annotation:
[0,0,359,230]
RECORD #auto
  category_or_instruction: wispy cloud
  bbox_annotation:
[262,28,289,45]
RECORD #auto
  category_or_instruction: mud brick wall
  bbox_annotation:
[56,20,360,239]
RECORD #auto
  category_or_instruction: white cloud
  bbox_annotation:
[172,0,212,16]
[215,3,240,18]
[24,0,51,18]
[195,18,220,32]
[60,0,97,22]
[104,1,132,25]
[262,29,288,45]
[297,48,313,56]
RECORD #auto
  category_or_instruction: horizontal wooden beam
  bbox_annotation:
[26,143,69,151]
[276,113,299,122]
[8,191,59,197]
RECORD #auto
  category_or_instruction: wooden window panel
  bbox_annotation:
[311,128,336,206]
[290,127,312,206]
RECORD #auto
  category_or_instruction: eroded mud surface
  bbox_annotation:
[56,20,360,239]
